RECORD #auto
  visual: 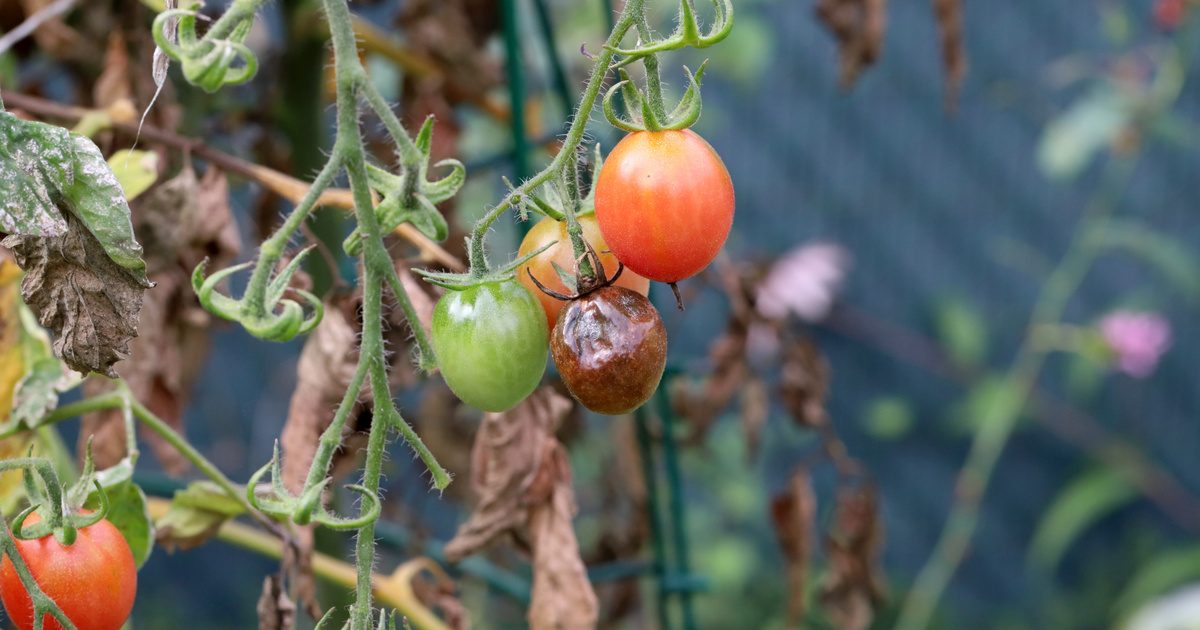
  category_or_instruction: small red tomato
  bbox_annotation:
[0,514,137,630]
[517,214,650,328]
[1155,0,1186,30]
[594,129,735,283]
[551,286,667,414]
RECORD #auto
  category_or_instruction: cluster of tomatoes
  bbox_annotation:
[432,128,735,415]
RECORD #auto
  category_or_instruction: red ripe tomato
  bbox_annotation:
[594,129,735,283]
[1155,0,1186,30]
[0,514,137,630]
[517,215,650,328]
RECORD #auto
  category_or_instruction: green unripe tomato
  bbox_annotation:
[432,279,549,412]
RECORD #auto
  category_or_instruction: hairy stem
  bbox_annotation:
[466,0,645,273]
[635,14,668,124]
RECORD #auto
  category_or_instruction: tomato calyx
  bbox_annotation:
[2,440,112,548]
[525,232,628,301]
[604,61,708,132]
[343,115,464,256]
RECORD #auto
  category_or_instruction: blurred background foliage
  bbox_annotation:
[2,0,1199,628]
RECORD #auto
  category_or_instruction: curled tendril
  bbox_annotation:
[606,0,733,64]
[343,116,464,256]
[192,248,323,342]
[152,8,259,93]
[604,61,708,132]
[247,442,382,531]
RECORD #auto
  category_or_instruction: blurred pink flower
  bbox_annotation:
[755,242,851,323]
[1099,311,1172,378]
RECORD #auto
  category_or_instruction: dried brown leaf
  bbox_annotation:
[80,166,240,472]
[816,0,888,88]
[528,440,598,630]
[256,574,296,630]
[443,387,597,629]
[771,469,817,624]
[780,335,830,429]
[16,0,79,58]
[741,376,769,460]
[932,0,967,110]
[820,485,886,630]
[94,31,132,109]
[2,214,146,377]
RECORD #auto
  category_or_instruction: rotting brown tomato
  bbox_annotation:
[551,286,667,415]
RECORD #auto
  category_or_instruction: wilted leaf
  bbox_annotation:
[820,485,886,630]
[934,298,988,368]
[1028,466,1138,571]
[444,387,597,630]
[816,0,888,88]
[82,166,239,471]
[771,469,817,624]
[107,150,159,202]
[154,480,246,551]
[741,376,769,460]
[780,335,830,429]
[93,31,133,109]
[3,214,147,377]
[88,482,154,567]
[257,574,297,630]
[932,0,966,109]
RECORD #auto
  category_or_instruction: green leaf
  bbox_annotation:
[1114,545,1200,618]
[89,482,154,568]
[952,376,1025,433]
[1028,466,1137,572]
[934,298,988,367]
[1037,87,1132,180]
[107,150,159,202]
[1094,219,1200,303]
[0,113,148,280]
[154,481,246,551]
[861,397,914,440]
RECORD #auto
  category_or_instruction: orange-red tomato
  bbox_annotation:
[517,215,650,328]
[0,514,137,630]
[593,129,734,283]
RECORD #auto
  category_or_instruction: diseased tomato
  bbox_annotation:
[551,286,667,414]
[517,215,650,328]
[593,129,735,283]
[0,514,137,630]
[432,279,548,412]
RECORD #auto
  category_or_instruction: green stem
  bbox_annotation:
[360,82,422,165]
[204,0,269,41]
[380,259,437,371]
[635,14,668,125]
[894,158,1139,630]
[559,155,596,281]
[243,155,342,313]
[465,0,645,274]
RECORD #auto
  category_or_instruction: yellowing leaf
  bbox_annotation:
[108,150,159,202]
[0,254,29,513]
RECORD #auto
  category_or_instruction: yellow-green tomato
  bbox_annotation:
[432,279,549,412]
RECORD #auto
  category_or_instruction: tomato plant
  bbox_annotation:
[431,280,549,412]
[594,129,735,283]
[0,514,137,630]
[551,286,667,415]
[518,215,650,328]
